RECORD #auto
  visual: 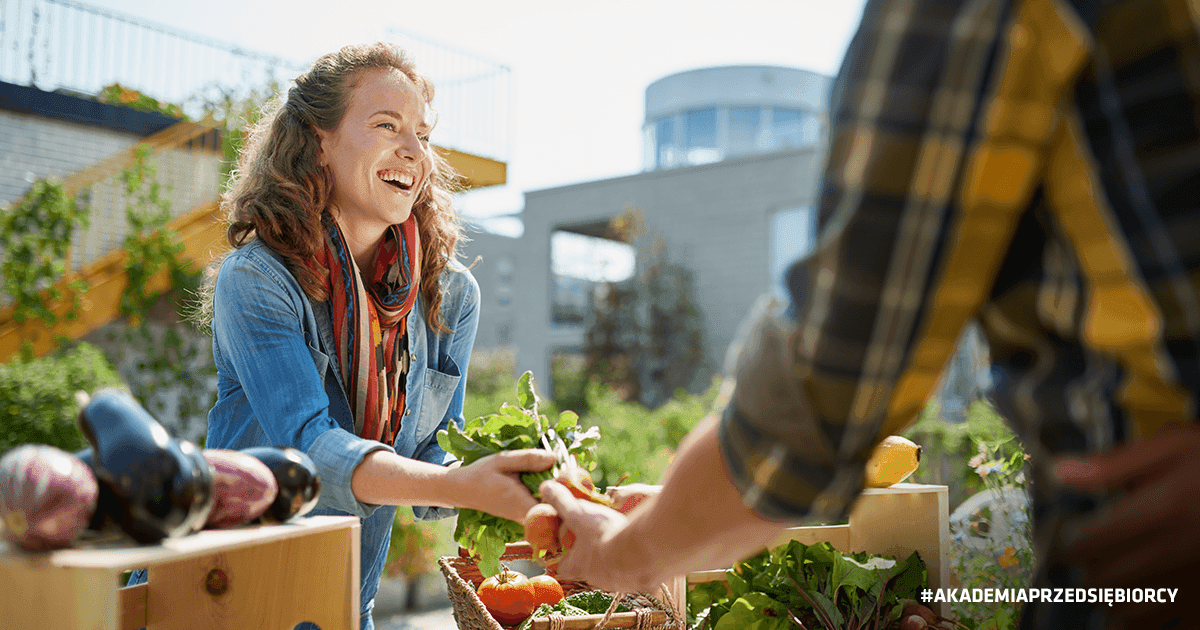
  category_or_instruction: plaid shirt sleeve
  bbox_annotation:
[717,0,1092,522]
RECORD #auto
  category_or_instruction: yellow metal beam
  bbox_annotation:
[437,146,507,189]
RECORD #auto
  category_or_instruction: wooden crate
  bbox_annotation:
[675,483,951,617]
[0,515,360,630]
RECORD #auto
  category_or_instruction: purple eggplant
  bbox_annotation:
[73,448,120,534]
[241,447,321,522]
[0,444,98,552]
[77,389,213,544]
[202,449,278,528]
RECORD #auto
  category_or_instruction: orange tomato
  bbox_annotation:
[529,574,564,607]
[477,567,537,626]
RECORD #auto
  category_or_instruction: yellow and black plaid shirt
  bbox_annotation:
[719,0,1200,626]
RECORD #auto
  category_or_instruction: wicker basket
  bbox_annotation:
[438,542,685,630]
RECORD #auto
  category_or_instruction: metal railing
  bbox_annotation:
[1,0,307,114]
[386,27,513,162]
[1,0,511,160]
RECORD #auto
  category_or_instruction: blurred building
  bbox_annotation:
[462,65,835,395]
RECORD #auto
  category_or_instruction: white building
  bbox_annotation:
[462,65,835,396]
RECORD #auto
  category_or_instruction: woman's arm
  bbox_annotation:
[351,448,554,524]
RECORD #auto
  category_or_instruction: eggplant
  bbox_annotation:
[241,447,321,522]
[77,388,214,544]
[73,448,121,534]
[0,444,98,551]
[202,449,278,528]
[177,440,216,534]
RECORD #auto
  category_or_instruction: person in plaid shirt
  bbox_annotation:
[540,1,1200,628]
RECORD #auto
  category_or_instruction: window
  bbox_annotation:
[656,117,677,169]
[769,207,817,298]
[684,108,719,164]
[728,107,761,157]
[772,108,821,149]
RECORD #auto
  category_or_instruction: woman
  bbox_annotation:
[142,42,553,629]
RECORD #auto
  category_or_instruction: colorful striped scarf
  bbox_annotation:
[313,216,421,445]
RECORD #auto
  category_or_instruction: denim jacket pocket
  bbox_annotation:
[415,357,461,443]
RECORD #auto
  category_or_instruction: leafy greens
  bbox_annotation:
[687,540,927,630]
[437,372,601,577]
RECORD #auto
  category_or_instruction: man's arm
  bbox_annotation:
[539,415,790,593]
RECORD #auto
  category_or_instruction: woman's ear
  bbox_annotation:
[310,125,327,167]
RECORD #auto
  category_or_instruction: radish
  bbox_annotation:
[0,444,98,552]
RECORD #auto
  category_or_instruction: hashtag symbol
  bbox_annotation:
[921,589,933,603]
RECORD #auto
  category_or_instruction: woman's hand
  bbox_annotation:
[447,449,557,523]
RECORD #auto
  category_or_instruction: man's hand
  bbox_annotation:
[1055,424,1200,629]
[538,480,662,593]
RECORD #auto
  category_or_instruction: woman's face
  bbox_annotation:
[317,68,431,238]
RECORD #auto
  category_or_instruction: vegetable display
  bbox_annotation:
[687,540,928,630]
[515,591,631,630]
[0,444,98,552]
[0,389,326,553]
[437,372,601,577]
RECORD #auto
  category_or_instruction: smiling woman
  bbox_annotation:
[122,42,557,630]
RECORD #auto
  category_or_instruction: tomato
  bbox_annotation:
[477,567,537,626]
[529,574,564,607]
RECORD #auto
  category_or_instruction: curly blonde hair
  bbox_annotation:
[218,42,464,331]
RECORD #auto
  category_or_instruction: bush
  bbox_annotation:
[580,378,718,489]
[0,342,125,455]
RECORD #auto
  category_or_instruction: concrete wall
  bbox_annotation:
[513,145,825,388]
[458,227,519,350]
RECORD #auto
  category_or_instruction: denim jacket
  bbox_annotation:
[206,238,479,626]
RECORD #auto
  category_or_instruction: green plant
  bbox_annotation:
[947,435,1033,630]
[109,147,214,431]
[584,206,707,410]
[0,343,124,455]
[119,146,201,323]
[687,540,928,630]
[99,84,186,120]
[580,378,718,490]
[0,179,91,357]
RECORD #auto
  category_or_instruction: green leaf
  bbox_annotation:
[555,410,580,433]
[439,422,498,464]
[726,569,749,598]
[712,593,791,630]
[517,371,538,411]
